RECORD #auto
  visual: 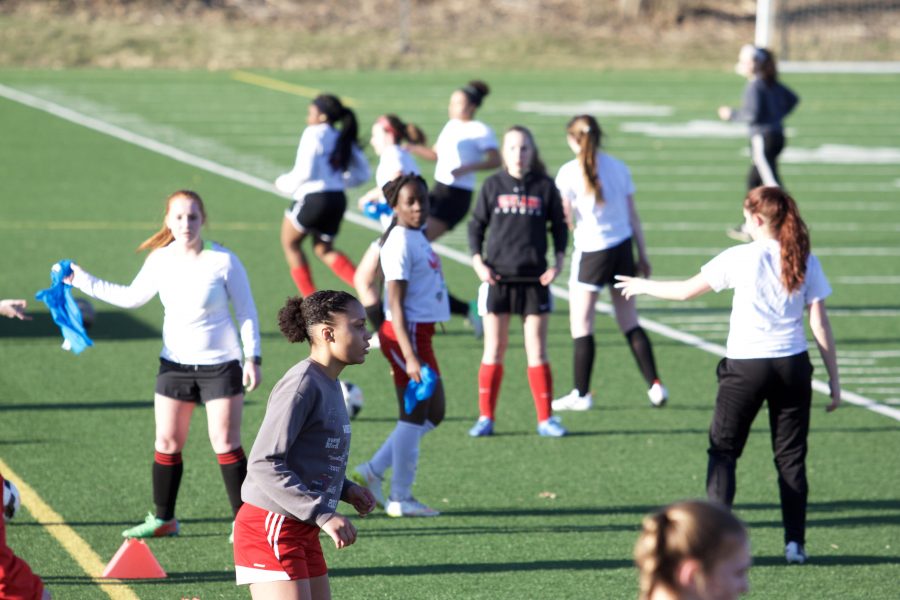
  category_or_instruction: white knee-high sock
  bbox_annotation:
[390,421,424,502]
[369,424,399,478]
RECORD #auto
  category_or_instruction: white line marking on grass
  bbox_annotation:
[840,350,900,358]
[621,120,746,138]
[841,377,900,384]
[782,145,900,164]
[515,100,673,117]
[6,83,897,422]
[0,458,139,600]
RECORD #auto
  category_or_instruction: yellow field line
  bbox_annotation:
[0,458,139,600]
[230,70,359,107]
[0,220,275,231]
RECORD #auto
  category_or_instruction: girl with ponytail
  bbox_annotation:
[718,45,799,242]
[353,114,425,337]
[407,79,502,331]
[236,292,376,597]
[616,186,841,565]
[67,190,262,540]
[634,500,750,600]
[276,94,371,298]
[552,115,669,413]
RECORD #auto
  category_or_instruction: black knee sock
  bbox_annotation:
[217,448,247,518]
[573,335,595,397]
[153,451,183,521]
[364,303,385,333]
[448,292,469,316]
[625,326,659,386]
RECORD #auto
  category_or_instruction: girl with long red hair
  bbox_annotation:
[616,186,840,565]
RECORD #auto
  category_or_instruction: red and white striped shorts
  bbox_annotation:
[233,502,326,585]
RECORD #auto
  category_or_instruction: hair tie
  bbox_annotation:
[377,115,399,138]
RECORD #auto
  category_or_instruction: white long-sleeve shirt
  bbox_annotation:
[275,123,370,200]
[72,241,261,365]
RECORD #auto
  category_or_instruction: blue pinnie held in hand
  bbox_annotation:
[35,259,93,354]
[404,364,438,415]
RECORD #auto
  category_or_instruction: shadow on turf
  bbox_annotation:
[0,400,154,412]
[0,311,159,340]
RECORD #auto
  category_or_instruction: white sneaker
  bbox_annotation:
[385,497,440,518]
[351,463,385,507]
[647,381,668,407]
[552,389,593,411]
[785,541,807,565]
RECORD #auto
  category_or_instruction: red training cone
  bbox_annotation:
[101,539,167,579]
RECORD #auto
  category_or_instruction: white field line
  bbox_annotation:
[3,82,898,423]
[839,350,900,358]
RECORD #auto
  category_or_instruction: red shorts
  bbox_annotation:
[378,321,441,388]
[233,503,326,585]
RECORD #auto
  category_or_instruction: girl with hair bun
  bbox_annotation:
[276,94,371,297]
[353,174,450,518]
[353,114,425,337]
[235,291,376,598]
[634,500,751,600]
[67,190,262,540]
[552,115,668,413]
[408,79,502,332]
[617,186,841,565]
[718,46,799,241]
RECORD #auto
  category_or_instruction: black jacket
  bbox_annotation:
[468,169,568,278]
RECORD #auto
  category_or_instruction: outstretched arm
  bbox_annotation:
[809,299,840,412]
[614,273,712,301]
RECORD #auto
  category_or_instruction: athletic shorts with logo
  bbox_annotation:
[233,503,326,585]
[477,280,552,316]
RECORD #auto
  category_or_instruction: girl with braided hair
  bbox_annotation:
[552,114,668,413]
[617,186,841,565]
[352,174,449,518]
[634,500,750,600]
[276,94,370,297]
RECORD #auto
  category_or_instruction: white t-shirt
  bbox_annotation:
[701,238,832,359]
[72,241,261,365]
[376,144,420,190]
[556,153,635,252]
[433,119,498,190]
[275,123,370,200]
[380,227,450,324]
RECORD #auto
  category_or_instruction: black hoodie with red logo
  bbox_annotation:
[468,169,567,278]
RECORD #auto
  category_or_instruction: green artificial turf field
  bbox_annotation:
[0,68,898,599]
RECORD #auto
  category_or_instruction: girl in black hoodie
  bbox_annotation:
[467,126,569,438]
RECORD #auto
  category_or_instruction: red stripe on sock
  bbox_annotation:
[478,363,503,419]
[290,265,316,297]
[527,363,553,423]
[329,252,357,287]
[154,451,182,466]
[216,447,246,465]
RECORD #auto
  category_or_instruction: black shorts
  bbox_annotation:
[569,238,635,291]
[284,191,347,242]
[156,358,244,403]
[428,183,473,230]
[478,280,553,316]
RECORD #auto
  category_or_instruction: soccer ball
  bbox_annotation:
[3,478,21,522]
[75,297,95,330]
[340,380,364,420]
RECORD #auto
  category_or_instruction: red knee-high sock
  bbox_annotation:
[329,252,357,288]
[478,363,504,419]
[527,363,553,423]
[290,265,316,297]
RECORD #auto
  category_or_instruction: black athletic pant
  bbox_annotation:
[706,352,812,545]
[747,130,785,190]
